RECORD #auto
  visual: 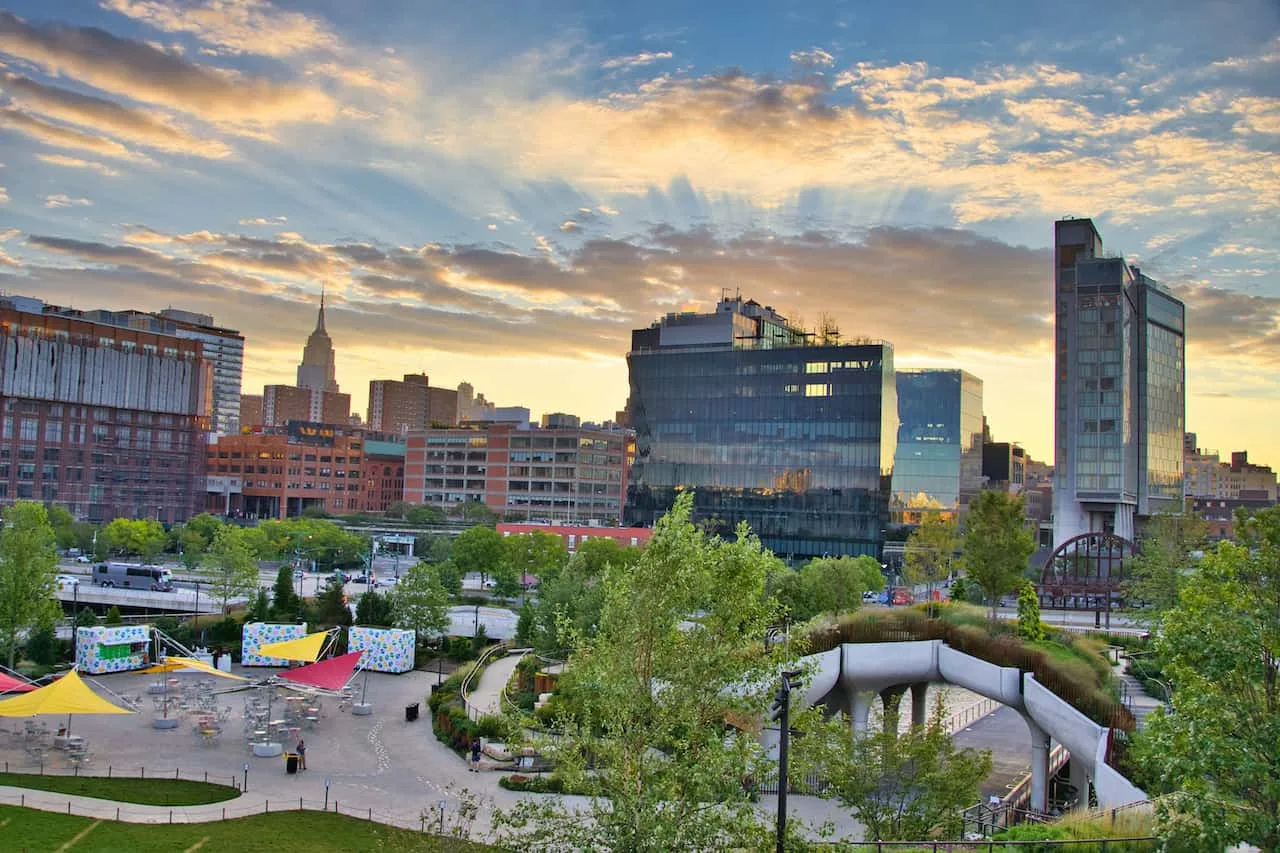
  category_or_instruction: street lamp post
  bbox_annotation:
[773,669,803,853]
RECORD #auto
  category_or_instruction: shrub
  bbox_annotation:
[498,773,565,793]
[104,605,123,625]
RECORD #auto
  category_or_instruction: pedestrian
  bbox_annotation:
[297,738,307,771]
[470,737,481,772]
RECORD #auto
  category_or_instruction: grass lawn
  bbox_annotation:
[0,773,238,806]
[0,805,490,852]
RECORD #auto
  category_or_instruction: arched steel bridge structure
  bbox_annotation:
[1037,532,1137,628]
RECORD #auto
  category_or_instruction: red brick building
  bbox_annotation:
[496,522,652,551]
[359,438,406,513]
[0,299,210,522]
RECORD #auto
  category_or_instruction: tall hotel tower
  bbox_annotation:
[1052,218,1186,547]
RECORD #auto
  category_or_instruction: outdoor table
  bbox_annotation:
[53,735,84,750]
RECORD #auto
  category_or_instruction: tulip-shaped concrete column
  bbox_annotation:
[880,685,907,734]
[1025,716,1051,814]
[910,681,929,728]
[848,689,873,737]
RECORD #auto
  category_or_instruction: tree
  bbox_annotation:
[903,514,961,611]
[502,531,568,599]
[1125,512,1208,621]
[177,513,226,569]
[46,504,77,550]
[451,525,505,585]
[804,698,992,842]
[313,574,352,627]
[198,526,261,613]
[247,588,271,623]
[1015,579,1045,641]
[354,589,396,627]
[493,492,791,851]
[0,502,60,669]
[406,505,445,526]
[524,540,638,656]
[769,555,884,623]
[104,605,123,626]
[389,563,450,644]
[1133,506,1280,852]
[453,501,499,525]
[961,491,1036,620]
[270,566,301,621]
[100,518,166,561]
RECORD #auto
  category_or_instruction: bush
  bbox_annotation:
[104,605,123,625]
[498,773,564,793]
[25,624,58,666]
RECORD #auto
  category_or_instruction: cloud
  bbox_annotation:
[43,194,93,208]
[0,72,232,157]
[0,11,336,124]
[601,51,672,70]
[0,108,141,159]
[789,47,835,68]
[34,154,122,176]
[0,185,7,204]
[238,216,288,226]
[100,0,339,58]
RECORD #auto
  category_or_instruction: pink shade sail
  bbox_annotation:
[278,651,364,692]
[0,672,37,694]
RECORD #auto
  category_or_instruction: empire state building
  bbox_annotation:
[297,292,340,394]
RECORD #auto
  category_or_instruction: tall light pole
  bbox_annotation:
[773,669,802,853]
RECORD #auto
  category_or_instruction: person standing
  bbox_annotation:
[296,738,307,771]
[470,738,481,772]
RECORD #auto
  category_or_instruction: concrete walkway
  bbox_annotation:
[465,651,525,718]
[1117,658,1166,729]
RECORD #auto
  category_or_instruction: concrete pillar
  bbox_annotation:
[849,690,872,738]
[880,686,906,735]
[1068,756,1090,811]
[1025,717,1051,814]
[910,682,929,729]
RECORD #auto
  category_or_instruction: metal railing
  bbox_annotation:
[460,641,512,721]
[0,761,240,790]
[828,837,1157,851]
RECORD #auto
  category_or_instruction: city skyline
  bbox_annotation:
[1,1,1277,463]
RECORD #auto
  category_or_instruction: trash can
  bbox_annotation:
[285,753,299,774]
[405,702,420,722]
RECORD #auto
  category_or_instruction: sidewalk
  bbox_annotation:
[464,651,525,718]
[1117,658,1165,729]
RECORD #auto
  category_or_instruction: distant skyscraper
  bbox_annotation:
[625,296,896,561]
[1052,218,1186,546]
[891,369,984,525]
[297,292,339,395]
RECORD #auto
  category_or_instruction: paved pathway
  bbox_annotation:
[1117,659,1165,729]
[465,651,524,718]
[0,664,865,844]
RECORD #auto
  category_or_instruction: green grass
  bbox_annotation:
[0,773,238,806]
[0,805,490,852]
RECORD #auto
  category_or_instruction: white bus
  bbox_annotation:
[93,562,175,591]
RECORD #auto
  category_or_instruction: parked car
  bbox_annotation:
[350,573,373,585]
[75,555,93,564]
[376,576,399,588]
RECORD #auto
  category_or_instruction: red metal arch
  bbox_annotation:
[1038,532,1136,612]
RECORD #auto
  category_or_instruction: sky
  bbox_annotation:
[0,0,1278,465]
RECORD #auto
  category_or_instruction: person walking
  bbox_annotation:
[470,737,481,773]
[296,738,307,771]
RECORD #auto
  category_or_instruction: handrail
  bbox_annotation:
[460,641,511,721]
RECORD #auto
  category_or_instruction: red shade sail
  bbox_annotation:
[0,672,37,694]
[278,651,364,692]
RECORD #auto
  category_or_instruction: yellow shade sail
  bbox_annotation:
[253,631,329,663]
[139,657,247,681]
[0,669,134,717]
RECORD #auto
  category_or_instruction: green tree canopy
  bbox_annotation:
[100,518,167,561]
[1134,505,1280,852]
[197,526,261,613]
[502,531,569,595]
[389,563,450,643]
[177,513,227,568]
[802,698,992,841]
[0,502,60,668]
[270,565,302,622]
[354,589,396,628]
[312,574,352,628]
[769,555,884,623]
[493,492,791,851]
[903,514,961,609]
[1125,512,1208,621]
[961,491,1036,620]
[451,525,505,584]
[524,539,639,656]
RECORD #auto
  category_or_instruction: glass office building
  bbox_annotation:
[891,369,984,525]
[1053,218,1185,546]
[625,297,896,561]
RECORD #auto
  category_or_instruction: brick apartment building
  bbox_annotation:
[404,424,629,523]
[0,299,211,522]
[359,438,406,513]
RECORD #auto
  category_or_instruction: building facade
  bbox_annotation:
[1052,218,1186,546]
[890,369,984,526]
[0,302,210,522]
[1183,436,1278,502]
[496,522,653,551]
[367,374,459,434]
[296,293,339,394]
[624,296,896,561]
[359,439,406,513]
[205,423,366,519]
[239,394,264,430]
[404,424,628,523]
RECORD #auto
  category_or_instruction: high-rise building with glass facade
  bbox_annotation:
[625,296,896,561]
[1053,218,1185,546]
[890,369,984,526]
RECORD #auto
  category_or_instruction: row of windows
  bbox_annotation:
[0,402,180,426]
